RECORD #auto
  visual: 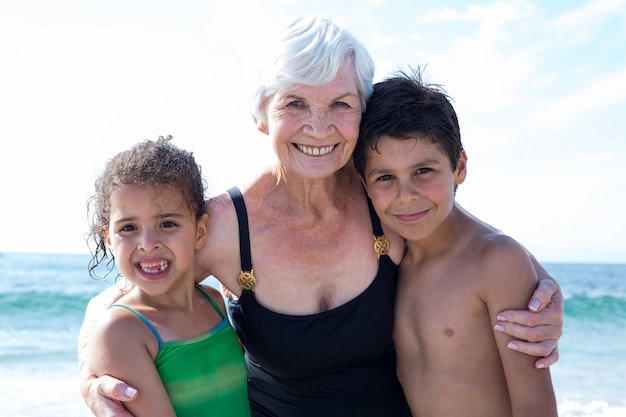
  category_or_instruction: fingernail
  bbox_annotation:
[536,363,546,369]
[494,324,504,332]
[529,299,541,312]
[124,387,137,398]
[507,342,519,351]
[496,314,506,322]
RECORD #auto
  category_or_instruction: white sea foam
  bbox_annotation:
[558,399,626,417]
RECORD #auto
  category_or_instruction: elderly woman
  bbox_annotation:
[79,15,563,417]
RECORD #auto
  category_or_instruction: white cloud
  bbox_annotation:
[369,32,397,49]
[520,67,626,130]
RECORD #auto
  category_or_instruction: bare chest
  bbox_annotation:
[395,262,494,349]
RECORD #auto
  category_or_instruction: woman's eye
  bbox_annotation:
[334,101,350,108]
[286,100,304,108]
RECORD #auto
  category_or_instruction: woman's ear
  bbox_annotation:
[253,115,269,134]
[360,175,370,196]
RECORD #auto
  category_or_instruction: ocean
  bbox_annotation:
[1,252,625,416]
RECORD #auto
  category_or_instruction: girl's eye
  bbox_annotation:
[120,224,137,232]
[162,221,177,228]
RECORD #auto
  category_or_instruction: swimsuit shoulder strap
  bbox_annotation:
[227,186,256,291]
[194,284,227,320]
[107,303,163,350]
[366,196,384,237]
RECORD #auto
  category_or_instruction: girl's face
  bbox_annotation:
[363,135,467,242]
[105,185,208,297]
[261,65,363,180]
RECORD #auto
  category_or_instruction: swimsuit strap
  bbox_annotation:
[366,196,384,237]
[227,186,387,280]
[227,186,256,291]
[107,286,224,353]
[366,194,391,259]
[107,304,163,350]
[194,284,227,320]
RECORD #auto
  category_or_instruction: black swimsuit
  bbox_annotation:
[227,187,411,417]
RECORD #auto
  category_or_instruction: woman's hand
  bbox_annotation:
[495,277,564,369]
[80,374,137,417]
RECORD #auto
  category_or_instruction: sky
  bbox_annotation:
[1,0,624,264]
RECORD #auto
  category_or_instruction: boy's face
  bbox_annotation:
[362,134,467,242]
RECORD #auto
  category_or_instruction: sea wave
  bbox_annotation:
[564,294,626,321]
[558,399,626,417]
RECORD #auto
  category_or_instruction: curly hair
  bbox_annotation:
[86,135,207,279]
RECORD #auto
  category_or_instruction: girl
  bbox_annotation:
[86,136,250,417]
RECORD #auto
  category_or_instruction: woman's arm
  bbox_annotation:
[78,285,138,417]
[495,254,564,369]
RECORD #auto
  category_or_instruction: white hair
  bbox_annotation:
[251,15,375,125]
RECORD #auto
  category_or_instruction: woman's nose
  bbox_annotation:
[302,109,334,138]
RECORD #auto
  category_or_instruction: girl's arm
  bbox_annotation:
[78,286,138,417]
[89,307,176,417]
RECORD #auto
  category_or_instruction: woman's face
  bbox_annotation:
[262,65,363,180]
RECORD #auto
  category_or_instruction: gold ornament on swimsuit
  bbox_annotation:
[373,235,390,259]
[238,270,256,291]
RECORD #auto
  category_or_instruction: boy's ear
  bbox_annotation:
[454,150,468,185]
[196,213,210,250]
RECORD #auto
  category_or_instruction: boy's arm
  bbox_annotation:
[485,238,558,417]
[495,252,564,368]
[78,285,138,417]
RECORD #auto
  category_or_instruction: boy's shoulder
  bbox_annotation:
[475,231,530,265]
[456,208,530,267]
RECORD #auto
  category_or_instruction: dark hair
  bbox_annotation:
[353,67,463,177]
[86,135,207,279]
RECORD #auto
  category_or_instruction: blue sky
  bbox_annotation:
[1,0,624,263]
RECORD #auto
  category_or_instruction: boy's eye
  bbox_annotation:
[377,174,394,182]
[415,167,432,175]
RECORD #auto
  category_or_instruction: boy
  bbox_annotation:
[353,69,558,417]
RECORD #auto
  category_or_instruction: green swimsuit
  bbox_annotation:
[109,285,250,417]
